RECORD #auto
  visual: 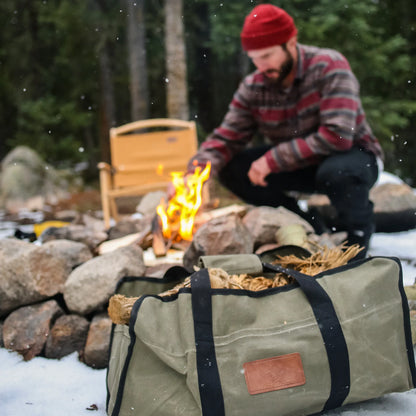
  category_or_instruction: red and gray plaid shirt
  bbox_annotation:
[189,43,383,176]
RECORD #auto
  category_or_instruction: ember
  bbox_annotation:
[156,162,211,241]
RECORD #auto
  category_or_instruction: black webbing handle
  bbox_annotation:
[191,263,351,413]
[263,262,351,410]
[191,269,226,416]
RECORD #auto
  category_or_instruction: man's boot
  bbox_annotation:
[346,222,376,260]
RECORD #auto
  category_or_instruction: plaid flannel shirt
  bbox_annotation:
[189,44,383,176]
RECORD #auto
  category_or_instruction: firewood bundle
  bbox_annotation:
[108,244,362,325]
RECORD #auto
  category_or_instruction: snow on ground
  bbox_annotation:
[0,349,107,416]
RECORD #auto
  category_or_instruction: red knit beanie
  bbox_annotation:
[240,4,297,51]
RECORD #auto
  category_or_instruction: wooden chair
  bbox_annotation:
[98,118,198,228]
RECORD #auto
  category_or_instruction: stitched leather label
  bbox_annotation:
[243,352,305,395]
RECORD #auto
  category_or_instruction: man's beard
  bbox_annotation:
[264,49,294,88]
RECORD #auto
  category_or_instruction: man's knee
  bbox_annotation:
[315,148,378,193]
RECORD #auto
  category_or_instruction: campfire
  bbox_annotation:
[98,160,361,273]
[151,162,211,256]
[156,162,211,241]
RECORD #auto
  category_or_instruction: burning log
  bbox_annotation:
[151,215,168,257]
[156,162,211,242]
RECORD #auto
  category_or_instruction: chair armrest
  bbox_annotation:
[98,162,112,172]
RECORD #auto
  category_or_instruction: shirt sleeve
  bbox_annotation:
[264,55,361,173]
[188,79,257,176]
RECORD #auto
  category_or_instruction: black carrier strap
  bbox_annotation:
[263,262,351,411]
[190,263,350,414]
[191,269,226,416]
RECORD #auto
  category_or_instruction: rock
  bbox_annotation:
[313,231,348,248]
[41,239,93,274]
[44,314,90,359]
[307,182,416,233]
[183,214,253,270]
[63,245,146,315]
[405,285,416,301]
[3,300,64,360]
[242,206,315,249]
[136,191,166,216]
[145,263,183,278]
[40,224,108,251]
[78,213,107,234]
[54,210,79,222]
[83,313,112,369]
[0,146,69,211]
[371,183,416,212]
[0,322,3,348]
[0,239,68,316]
[255,243,280,255]
[410,310,416,346]
[107,216,152,240]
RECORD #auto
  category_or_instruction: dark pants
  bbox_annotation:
[218,146,379,235]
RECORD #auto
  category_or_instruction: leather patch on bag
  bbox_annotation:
[243,353,305,395]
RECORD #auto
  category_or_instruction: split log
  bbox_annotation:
[195,204,248,225]
[97,225,152,255]
[151,215,167,257]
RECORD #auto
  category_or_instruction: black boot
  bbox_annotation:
[297,207,329,235]
[346,223,375,260]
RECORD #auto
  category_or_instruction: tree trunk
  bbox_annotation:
[164,0,189,120]
[98,45,116,163]
[125,0,149,121]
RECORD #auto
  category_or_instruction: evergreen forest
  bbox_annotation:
[1,0,415,183]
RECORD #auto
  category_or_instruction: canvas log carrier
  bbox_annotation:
[106,255,416,416]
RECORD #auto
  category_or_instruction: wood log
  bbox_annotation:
[195,204,248,225]
[151,215,167,257]
[98,225,152,254]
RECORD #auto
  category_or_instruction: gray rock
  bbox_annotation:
[83,313,112,369]
[183,214,253,270]
[136,191,166,216]
[45,314,90,359]
[0,146,69,211]
[3,300,64,360]
[145,263,183,278]
[242,206,315,249]
[371,183,416,213]
[410,310,416,346]
[41,239,93,274]
[0,239,68,316]
[63,245,146,315]
[77,213,107,234]
[107,217,151,240]
[40,224,108,251]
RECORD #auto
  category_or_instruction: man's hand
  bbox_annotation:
[167,182,176,200]
[248,156,271,187]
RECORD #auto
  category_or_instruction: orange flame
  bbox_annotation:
[156,162,211,241]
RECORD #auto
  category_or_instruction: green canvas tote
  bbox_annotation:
[106,255,416,416]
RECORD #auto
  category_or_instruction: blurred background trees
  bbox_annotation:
[0,0,415,183]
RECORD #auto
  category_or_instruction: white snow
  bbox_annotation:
[0,350,107,416]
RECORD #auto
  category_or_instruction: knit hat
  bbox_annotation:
[240,4,297,51]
